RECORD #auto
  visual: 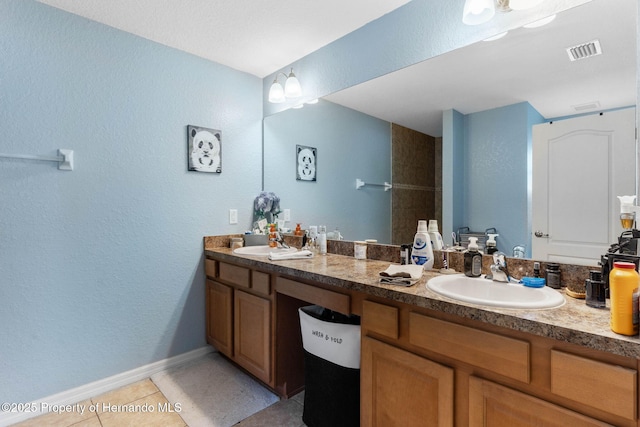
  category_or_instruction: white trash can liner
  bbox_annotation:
[298,307,361,369]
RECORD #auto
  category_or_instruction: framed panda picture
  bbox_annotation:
[188,125,222,173]
[296,145,316,181]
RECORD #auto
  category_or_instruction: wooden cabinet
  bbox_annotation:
[205,252,639,426]
[206,280,233,357]
[360,298,638,427]
[234,290,271,384]
[205,260,273,387]
[549,350,637,421]
[469,377,610,427]
[361,336,454,427]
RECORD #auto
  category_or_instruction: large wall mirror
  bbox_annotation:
[263,0,637,257]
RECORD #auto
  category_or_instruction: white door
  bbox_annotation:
[532,108,636,266]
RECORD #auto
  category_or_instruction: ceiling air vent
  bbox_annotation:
[572,101,600,112]
[566,40,602,61]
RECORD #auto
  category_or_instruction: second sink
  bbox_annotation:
[426,274,565,310]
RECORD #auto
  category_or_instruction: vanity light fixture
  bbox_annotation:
[462,0,495,25]
[268,68,302,103]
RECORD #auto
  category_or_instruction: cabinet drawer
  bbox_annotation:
[275,277,350,315]
[551,350,637,420]
[362,300,399,340]
[219,262,250,288]
[252,271,271,296]
[409,313,530,383]
[470,377,611,427]
[204,258,217,278]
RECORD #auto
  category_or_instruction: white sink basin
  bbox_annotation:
[426,274,565,310]
[233,245,298,256]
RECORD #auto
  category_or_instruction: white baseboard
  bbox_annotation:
[0,346,215,427]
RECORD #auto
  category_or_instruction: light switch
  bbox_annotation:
[229,209,238,224]
[283,209,291,222]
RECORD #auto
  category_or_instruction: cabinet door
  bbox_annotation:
[469,377,611,427]
[234,290,271,385]
[361,337,454,427]
[206,280,233,357]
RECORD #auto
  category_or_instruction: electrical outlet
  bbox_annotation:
[229,209,238,224]
[283,209,291,222]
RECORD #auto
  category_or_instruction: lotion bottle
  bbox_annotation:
[464,237,482,277]
[609,261,639,335]
[411,220,434,270]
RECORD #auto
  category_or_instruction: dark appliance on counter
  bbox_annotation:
[600,230,640,298]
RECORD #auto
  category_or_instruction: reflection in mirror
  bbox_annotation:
[263,100,392,243]
[263,0,637,257]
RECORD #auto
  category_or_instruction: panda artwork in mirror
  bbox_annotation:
[296,144,316,181]
[188,125,222,173]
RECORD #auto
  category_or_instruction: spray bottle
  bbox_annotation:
[412,220,434,270]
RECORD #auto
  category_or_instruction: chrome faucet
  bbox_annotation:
[487,252,510,282]
[275,231,290,249]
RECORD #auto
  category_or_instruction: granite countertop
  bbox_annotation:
[205,246,640,359]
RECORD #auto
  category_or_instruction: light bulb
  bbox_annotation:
[284,69,302,98]
[462,0,495,25]
[268,80,285,103]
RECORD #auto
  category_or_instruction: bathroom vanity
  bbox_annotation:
[204,237,640,426]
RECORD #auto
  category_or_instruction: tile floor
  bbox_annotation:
[14,378,306,427]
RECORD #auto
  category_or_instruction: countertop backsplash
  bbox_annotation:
[204,234,593,298]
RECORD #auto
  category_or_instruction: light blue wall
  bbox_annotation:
[447,103,545,256]
[0,0,261,403]
[442,109,465,245]
[263,100,391,242]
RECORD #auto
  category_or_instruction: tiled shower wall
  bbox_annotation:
[391,124,442,245]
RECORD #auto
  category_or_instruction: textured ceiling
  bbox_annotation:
[35,0,635,137]
[325,0,636,136]
[37,0,412,77]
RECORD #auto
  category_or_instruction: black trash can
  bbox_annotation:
[298,305,361,427]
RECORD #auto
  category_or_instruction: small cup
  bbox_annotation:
[230,237,243,250]
[354,241,367,260]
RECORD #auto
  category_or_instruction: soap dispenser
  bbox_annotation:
[464,237,482,277]
[485,234,499,254]
[411,220,434,270]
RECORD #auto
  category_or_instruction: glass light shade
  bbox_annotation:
[523,14,556,28]
[284,71,302,98]
[509,0,545,10]
[462,0,495,25]
[268,80,285,103]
